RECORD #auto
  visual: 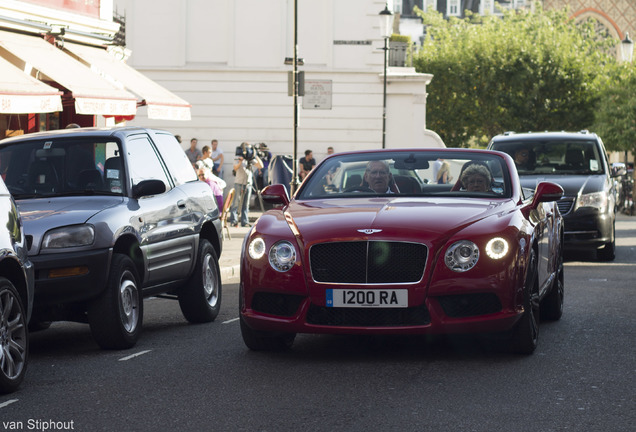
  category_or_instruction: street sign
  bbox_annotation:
[302,80,332,110]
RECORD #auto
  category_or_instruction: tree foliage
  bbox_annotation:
[413,6,616,148]
[592,65,636,154]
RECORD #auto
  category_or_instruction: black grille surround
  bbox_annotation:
[437,293,502,318]
[306,303,431,327]
[309,241,427,284]
[251,292,305,317]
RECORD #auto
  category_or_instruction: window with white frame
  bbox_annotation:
[480,0,494,15]
[424,0,437,13]
[447,0,460,16]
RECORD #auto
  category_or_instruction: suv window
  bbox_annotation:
[492,139,604,175]
[152,132,197,185]
[125,136,170,189]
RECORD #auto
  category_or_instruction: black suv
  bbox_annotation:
[0,127,223,349]
[488,131,621,261]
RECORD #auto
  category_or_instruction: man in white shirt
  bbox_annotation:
[210,139,224,177]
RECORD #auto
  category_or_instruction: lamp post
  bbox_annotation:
[379,4,394,149]
[621,32,634,63]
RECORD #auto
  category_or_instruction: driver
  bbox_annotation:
[363,160,394,193]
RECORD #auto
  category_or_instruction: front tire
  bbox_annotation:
[541,252,564,321]
[88,254,142,350]
[0,278,28,394]
[178,239,221,323]
[240,316,295,351]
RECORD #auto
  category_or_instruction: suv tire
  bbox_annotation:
[178,239,221,323]
[88,254,143,350]
[0,278,28,394]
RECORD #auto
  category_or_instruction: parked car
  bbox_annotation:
[488,130,621,261]
[0,127,223,350]
[0,175,34,393]
[240,148,564,354]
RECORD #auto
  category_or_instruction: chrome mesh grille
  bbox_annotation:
[310,241,427,284]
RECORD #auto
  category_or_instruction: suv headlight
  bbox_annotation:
[576,191,608,210]
[42,225,95,249]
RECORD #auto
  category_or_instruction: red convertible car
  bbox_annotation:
[239,149,564,354]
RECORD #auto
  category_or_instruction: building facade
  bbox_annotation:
[114,0,442,180]
[544,0,634,40]
[0,0,191,137]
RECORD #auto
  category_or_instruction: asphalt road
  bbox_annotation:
[1,214,635,432]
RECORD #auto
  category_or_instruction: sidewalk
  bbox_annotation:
[218,210,262,282]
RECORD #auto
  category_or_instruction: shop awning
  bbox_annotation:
[65,42,191,121]
[0,55,62,114]
[0,30,136,116]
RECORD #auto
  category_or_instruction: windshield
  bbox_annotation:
[0,137,124,198]
[491,139,605,176]
[297,151,511,200]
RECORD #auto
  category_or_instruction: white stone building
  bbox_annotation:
[114,0,443,179]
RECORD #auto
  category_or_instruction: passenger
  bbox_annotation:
[460,164,492,192]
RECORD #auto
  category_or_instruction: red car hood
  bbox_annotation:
[284,197,510,246]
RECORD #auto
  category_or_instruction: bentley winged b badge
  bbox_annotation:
[357,229,382,234]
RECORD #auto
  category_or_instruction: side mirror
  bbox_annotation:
[261,184,290,206]
[132,179,166,198]
[531,181,563,208]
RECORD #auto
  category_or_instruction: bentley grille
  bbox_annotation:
[310,241,427,284]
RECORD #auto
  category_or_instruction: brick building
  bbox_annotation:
[543,0,634,40]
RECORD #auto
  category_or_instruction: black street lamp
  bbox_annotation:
[379,3,394,149]
[621,32,633,64]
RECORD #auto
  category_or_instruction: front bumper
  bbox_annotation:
[31,248,111,307]
[562,207,614,250]
[240,287,523,336]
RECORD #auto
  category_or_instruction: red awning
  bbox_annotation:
[0,30,137,116]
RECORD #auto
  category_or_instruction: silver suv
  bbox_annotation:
[0,127,223,349]
[488,130,620,261]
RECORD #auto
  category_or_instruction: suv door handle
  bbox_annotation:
[177,200,187,209]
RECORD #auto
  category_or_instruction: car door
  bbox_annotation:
[124,134,196,286]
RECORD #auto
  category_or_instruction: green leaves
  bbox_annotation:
[413,6,616,148]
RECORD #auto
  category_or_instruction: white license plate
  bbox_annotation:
[326,289,408,308]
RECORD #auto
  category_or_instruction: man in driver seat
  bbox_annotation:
[363,160,394,193]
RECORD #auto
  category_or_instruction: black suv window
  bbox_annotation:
[492,139,604,175]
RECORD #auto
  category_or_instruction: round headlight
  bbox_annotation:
[248,237,266,259]
[485,237,509,259]
[445,240,479,272]
[269,240,297,272]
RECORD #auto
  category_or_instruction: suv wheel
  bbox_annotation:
[178,239,221,323]
[88,254,143,350]
[0,277,28,394]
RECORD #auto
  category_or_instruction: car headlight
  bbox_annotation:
[576,191,608,210]
[248,237,266,259]
[445,240,479,272]
[269,240,297,272]
[42,225,95,249]
[485,237,509,259]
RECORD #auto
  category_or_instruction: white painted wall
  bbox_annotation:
[113,0,440,180]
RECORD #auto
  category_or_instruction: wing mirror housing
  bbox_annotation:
[531,181,563,208]
[261,184,290,206]
[132,179,166,198]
